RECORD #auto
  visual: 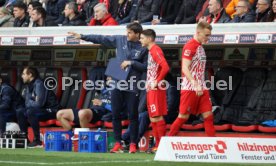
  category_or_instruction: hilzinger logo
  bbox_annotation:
[237,143,276,154]
[171,141,227,154]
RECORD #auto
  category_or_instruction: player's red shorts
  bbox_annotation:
[179,90,212,115]
[147,89,167,117]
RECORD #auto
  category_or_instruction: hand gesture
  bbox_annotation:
[68,32,81,39]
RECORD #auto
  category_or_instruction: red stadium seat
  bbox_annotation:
[39,119,57,127]
[88,121,103,128]
[232,125,258,132]
[181,123,204,130]
[258,125,276,133]
[55,120,75,127]
[214,124,232,131]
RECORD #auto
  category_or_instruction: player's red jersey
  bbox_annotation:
[181,38,207,91]
[146,44,169,117]
[146,44,169,88]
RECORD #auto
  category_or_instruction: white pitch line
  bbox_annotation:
[0,160,152,165]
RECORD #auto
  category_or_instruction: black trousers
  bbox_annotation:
[0,110,16,134]
[111,88,139,144]
[16,107,56,140]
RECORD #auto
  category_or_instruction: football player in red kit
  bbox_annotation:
[168,21,216,137]
[140,29,170,152]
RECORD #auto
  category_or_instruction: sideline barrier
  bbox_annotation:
[155,137,276,163]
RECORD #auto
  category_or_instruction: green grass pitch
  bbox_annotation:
[0,149,273,166]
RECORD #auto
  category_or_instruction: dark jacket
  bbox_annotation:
[79,0,99,23]
[207,9,231,23]
[116,0,132,22]
[256,8,270,22]
[24,78,59,111]
[81,34,148,92]
[131,0,160,23]
[32,19,57,27]
[46,0,67,24]
[231,10,256,23]
[116,0,138,24]
[159,0,181,24]
[13,15,29,27]
[62,14,87,26]
[0,83,24,111]
[174,0,205,24]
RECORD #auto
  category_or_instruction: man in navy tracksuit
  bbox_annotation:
[18,67,59,147]
[69,22,147,153]
[0,76,25,135]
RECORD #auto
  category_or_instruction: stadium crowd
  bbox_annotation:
[0,0,275,27]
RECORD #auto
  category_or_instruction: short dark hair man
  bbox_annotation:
[18,67,59,147]
[31,6,57,27]
[13,1,29,27]
[139,29,169,152]
[62,1,86,26]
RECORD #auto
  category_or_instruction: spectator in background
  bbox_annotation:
[174,0,205,24]
[0,7,14,27]
[45,0,67,24]
[31,6,57,26]
[76,0,98,23]
[62,1,86,26]
[116,0,137,25]
[99,0,110,10]
[196,0,232,22]
[0,76,25,135]
[256,0,271,22]
[13,1,30,27]
[225,0,255,18]
[27,1,42,27]
[18,67,59,147]
[108,0,119,18]
[199,0,231,23]
[231,0,255,22]
[151,0,181,25]
[88,3,118,26]
[28,1,42,14]
[131,0,159,24]
[267,0,276,21]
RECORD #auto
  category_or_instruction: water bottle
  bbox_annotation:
[96,128,101,132]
